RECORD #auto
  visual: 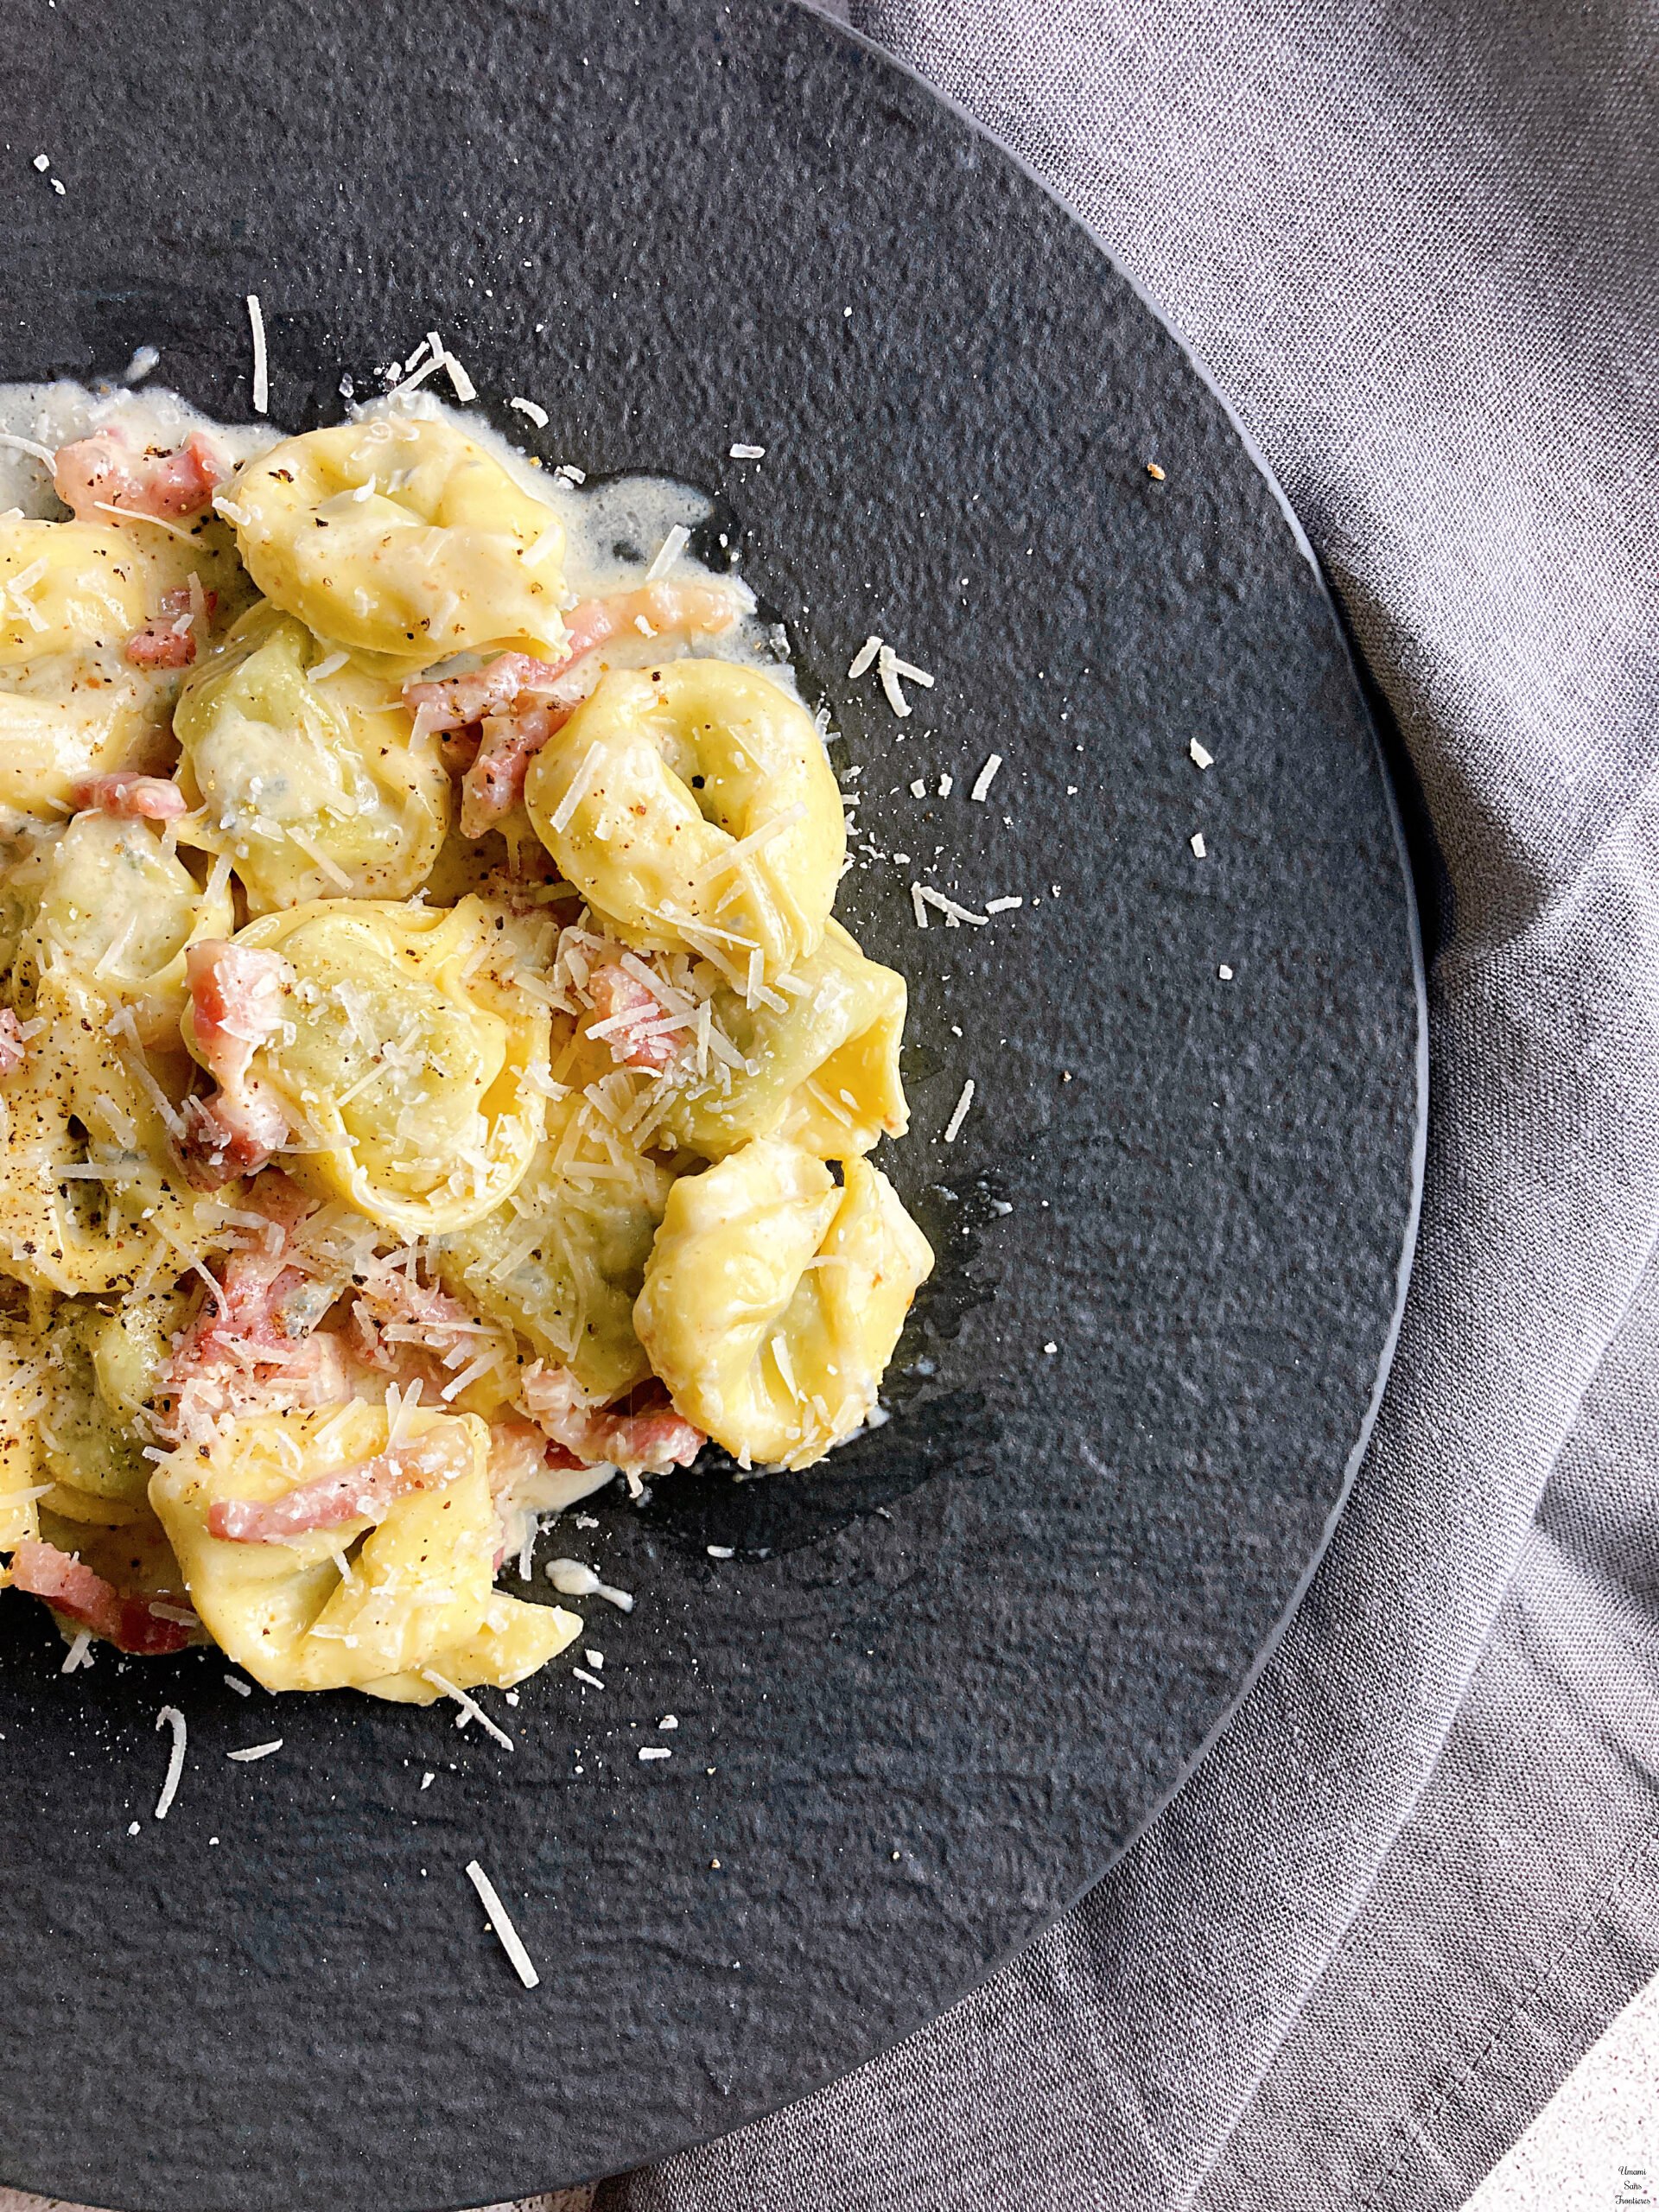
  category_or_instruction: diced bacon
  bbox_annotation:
[179,942,294,1185]
[486,1418,583,1492]
[53,427,227,524]
[185,941,290,1089]
[206,1432,465,1543]
[0,1009,26,1078]
[586,963,680,1071]
[402,583,739,838]
[74,771,188,820]
[166,1249,311,1382]
[126,625,195,670]
[10,1539,194,1656]
[177,1089,289,1187]
[522,1363,704,1476]
[353,1259,487,1370]
[460,701,575,836]
[124,584,217,671]
[404,652,571,736]
[158,1198,357,1446]
[556,581,740,674]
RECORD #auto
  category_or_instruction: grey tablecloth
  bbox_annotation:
[605,2,1659,2207]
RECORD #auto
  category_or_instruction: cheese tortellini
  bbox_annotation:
[0,1335,44,1549]
[9,809,234,1046]
[660,919,908,1160]
[175,604,449,909]
[525,661,845,972]
[635,1141,933,1470]
[438,1078,675,1402]
[0,519,160,823]
[149,1402,581,1697]
[227,416,569,666]
[0,973,226,1296]
[0,391,938,1707]
[201,896,550,1234]
[0,518,147,664]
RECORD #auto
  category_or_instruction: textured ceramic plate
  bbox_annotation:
[0,2,1424,2205]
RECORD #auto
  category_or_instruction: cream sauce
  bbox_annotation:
[0,380,799,696]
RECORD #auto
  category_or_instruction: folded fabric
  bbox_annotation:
[604,1,1659,2206]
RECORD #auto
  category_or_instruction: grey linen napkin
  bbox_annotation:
[603,2,1659,2208]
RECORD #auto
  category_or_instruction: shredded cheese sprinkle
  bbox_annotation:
[0,430,56,467]
[969,753,1002,802]
[942,1078,976,1145]
[246,294,268,415]
[645,524,690,582]
[465,1859,540,1989]
[153,1705,187,1821]
[421,1668,515,1751]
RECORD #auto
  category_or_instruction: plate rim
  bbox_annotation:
[0,1,1429,2200]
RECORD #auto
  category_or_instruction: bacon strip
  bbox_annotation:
[179,942,294,1185]
[10,1539,194,1656]
[0,1009,26,1078]
[74,771,188,821]
[585,962,680,1071]
[54,428,226,524]
[556,581,740,674]
[523,1363,703,1476]
[207,1434,462,1543]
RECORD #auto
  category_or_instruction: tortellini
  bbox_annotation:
[10,809,234,1046]
[0,519,163,823]
[175,604,449,909]
[438,1077,675,1402]
[524,661,845,973]
[206,895,549,1234]
[0,974,227,1296]
[148,1402,581,1697]
[0,519,147,667]
[634,1141,933,1470]
[226,416,569,667]
[0,1334,44,1549]
[35,1300,167,1527]
[661,919,908,1160]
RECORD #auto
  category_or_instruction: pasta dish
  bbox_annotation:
[0,387,931,1705]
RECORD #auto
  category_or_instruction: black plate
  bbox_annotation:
[0,3,1424,2205]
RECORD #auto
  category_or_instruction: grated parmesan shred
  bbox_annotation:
[969,753,1002,803]
[942,1078,976,1145]
[422,1669,514,1751]
[645,524,690,582]
[153,1705,187,1821]
[246,294,269,415]
[465,1859,539,1989]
